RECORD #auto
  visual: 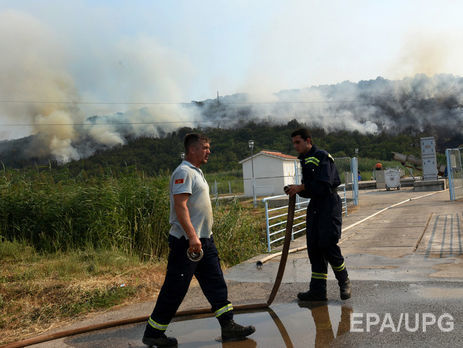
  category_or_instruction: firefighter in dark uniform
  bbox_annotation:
[285,128,352,301]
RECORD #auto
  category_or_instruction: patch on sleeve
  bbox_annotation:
[175,178,184,184]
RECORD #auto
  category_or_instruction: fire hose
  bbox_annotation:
[1,195,296,348]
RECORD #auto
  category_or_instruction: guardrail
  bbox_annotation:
[263,184,348,252]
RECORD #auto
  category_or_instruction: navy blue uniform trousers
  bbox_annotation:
[306,193,348,291]
[148,235,233,330]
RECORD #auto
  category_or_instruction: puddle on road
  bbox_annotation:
[167,302,353,347]
[64,302,353,347]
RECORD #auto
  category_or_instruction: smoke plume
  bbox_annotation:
[2,10,463,164]
[0,10,195,163]
[196,74,463,136]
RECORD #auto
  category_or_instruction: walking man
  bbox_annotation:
[142,133,255,347]
[285,128,352,301]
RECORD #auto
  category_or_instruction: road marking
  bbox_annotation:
[425,215,440,257]
[258,190,447,264]
[422,212,463,257]
[440,215,448,258]
[340,191,443,245]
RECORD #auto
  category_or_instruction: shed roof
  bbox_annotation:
[239,150,297,164]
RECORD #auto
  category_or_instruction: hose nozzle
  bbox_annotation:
[187,249,204,262]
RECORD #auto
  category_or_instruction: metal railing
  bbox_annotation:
[263,184,348,252]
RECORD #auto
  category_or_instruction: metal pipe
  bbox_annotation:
[249,140,257,208]
[446,149,455,201]
[265,199,271,252]
[393,151,447,176]
[2,196,297,348]
[343,184,348,216]
[351,157,359,206]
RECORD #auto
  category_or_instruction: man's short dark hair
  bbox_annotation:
[184,133,209,153]
[291,128,312,144]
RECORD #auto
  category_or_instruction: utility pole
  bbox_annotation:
[249,140,257,208]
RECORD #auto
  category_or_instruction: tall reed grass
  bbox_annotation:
[0,170,169,260]
[0,169,265,265]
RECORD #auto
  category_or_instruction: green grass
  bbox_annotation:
[205,170,244,195]
[0,168,265,265]
[213,201,266,265]
[0,241,142,283]
[55,285,137,317]
[0,170,171,259]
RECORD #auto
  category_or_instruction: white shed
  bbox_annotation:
[239,150,300,197]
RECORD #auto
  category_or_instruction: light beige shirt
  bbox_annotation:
[169,160,213,239]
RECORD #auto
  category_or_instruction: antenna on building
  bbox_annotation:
[217,90,220,104]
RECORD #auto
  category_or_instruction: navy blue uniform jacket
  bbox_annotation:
[298,145,342,248]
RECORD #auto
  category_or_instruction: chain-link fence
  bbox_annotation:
[446,148,463,201]
[209,178,244,196]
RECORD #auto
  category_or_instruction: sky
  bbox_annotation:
[1,0,463,141]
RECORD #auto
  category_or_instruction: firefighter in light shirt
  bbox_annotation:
[142,133,255,347]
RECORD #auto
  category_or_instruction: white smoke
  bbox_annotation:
[35,110,80,162]
[0,9,197,163]
[0,10,83,160]
[2,9,463,164]
[195,73,463,135]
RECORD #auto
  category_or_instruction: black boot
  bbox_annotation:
[142,333,177,347]
[297,290,328,301]
[142,326,177,347]
[340,279,352,300]
[221,320,256,341]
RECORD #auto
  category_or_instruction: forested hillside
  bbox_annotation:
[59,120,455,176]
[2,74,463,172]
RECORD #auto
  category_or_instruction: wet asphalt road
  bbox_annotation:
[33,280,463,347]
